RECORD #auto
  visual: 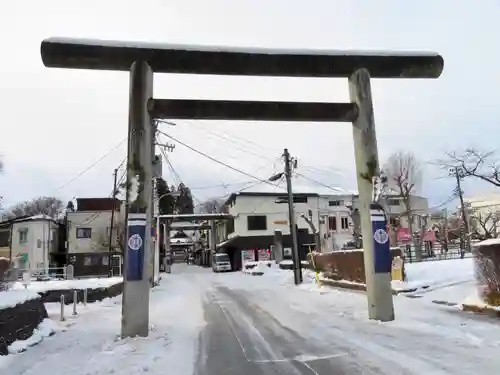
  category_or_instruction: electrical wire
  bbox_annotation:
[180,119,344,177]
[295,172,348,193]
[54,137,127,193]
[156,135,204,205]
[428,193,457,211]
[156,129,278,187]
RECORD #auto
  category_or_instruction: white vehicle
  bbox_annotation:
[212,253,232,272]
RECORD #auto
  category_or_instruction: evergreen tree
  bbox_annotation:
[175,183,194,214]
[156,177,175,215]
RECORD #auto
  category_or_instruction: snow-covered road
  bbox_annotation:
[3,264,500,375]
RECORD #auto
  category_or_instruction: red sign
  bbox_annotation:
[396,228,412,242]
[423,230,436,242]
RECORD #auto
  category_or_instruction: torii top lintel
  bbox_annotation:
[40,37,443,79]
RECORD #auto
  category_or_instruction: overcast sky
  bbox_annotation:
[0,0,499,210]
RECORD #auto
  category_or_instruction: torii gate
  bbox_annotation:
[40,37,443,336]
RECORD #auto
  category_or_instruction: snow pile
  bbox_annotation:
[8,319,57,354]
[243,261,276,275]
[392,257,475,292]
[11,277,123,293]
[0,289,41,310]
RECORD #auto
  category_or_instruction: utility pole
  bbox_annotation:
[108,168,118,277]
[283,148,301,285]
[121,61,153,338]
[453,167,470,258]
[443,207,448,252]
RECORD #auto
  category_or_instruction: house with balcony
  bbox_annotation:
[214,182,358,269]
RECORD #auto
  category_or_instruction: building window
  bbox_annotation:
[247,215,267,231]
[387,199,400,206]
[389,217,399,227]
[226,218,235,234]
[328,200,344,207]
[76,228,92,239]
[328,216,337,231]
[341,217,349,230]
[0,230,10,247]
[276,195,308,203]
[19,229,28,244]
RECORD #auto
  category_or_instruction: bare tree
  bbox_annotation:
[6,196,64,219]
[346,202,362,248]
[438,148,500,188]
[470,210,500,240]
[202,198,224,214]
[383,151,423,259]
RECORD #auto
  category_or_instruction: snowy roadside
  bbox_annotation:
[2,266,207,375]
[10,277,123,293]
[239,259,500,316]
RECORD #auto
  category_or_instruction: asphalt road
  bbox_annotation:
[189,267,500,375]
[195,285,379,375]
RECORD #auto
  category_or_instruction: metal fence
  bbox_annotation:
[401,244,474,263]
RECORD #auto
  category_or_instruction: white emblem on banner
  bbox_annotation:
[373,229,388,244]
[128,234,143,251]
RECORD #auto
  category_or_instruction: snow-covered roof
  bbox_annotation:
[13,214,58,223]
[234,179,356,197]
[473,238,500,247]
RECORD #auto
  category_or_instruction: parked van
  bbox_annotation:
[212,253,232,272]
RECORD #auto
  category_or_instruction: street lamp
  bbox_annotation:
[154,191,180,284]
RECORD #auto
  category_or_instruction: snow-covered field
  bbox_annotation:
[2,262,500,374]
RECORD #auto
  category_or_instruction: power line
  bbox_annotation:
[156,135,203,205]
[295,172,348,193]
[180,120,344,177]
[54,137,127,192]
[189,181,256,190]
[157,129,277,187]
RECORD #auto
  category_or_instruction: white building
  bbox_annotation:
[317,193,355,251]
[381,194,430,229]
[464,193,500,238]
[9,215,59,272]
[216,182,357,255]
[67,198,124,254]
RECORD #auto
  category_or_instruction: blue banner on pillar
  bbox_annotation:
[370,204,392,274]
[126,214,146,281]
